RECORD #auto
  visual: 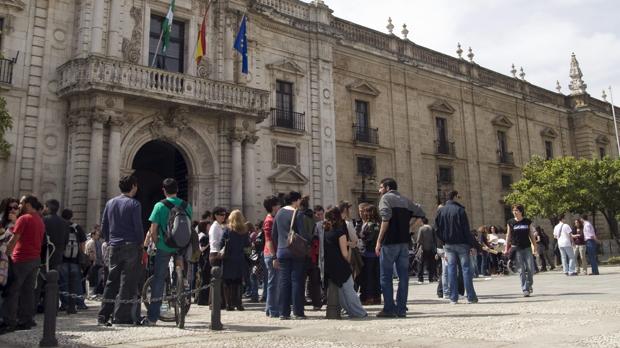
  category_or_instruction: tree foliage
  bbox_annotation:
[0,96,12,159]
[505,156,620,244]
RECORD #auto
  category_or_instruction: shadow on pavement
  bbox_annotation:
[224,324,289,333]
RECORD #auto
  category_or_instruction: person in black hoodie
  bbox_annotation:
[434,190,479,304]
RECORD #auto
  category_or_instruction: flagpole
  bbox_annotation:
[609,86,620,158]
[151,30,164,68]
[193,0,213,65]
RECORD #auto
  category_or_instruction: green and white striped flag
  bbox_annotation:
[161,0,176,53]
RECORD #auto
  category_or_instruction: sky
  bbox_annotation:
[323,0,620,102]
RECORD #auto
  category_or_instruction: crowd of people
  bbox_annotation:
[0,174,603,333]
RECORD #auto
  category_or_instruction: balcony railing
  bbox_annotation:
[270,108,305,132]
[353,124,379,145]
[498,150,515,165]
[56,56,270,117]
[0,57,15,84]
[435,140,456,157]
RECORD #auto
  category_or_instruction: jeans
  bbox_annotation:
[98,243,142,323]
[559,246,576,274]
[379,243,409,315]
[3,259,40,326]
[147,249,173,322]
[513,247,534,292]
[277,257,305,318]
[574,245,587,274]
[59,262,84,307]
[445,244,477,303]
[536,245,549,271]
[264,255,279,317]
[338,276,367,318]
[478,251,489,276]
[586,240,599,275]
[441,257,450,296]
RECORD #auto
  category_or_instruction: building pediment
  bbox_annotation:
[266,59,305,77]
[346,80,381,97]
[540,127,558,139]
[268,166,309,185]
[428,99,455,115]
[492,115,514,129]
[596,134,610,145]
[0,0,25,10]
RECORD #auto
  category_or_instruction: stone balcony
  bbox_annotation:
[56,56,270,118]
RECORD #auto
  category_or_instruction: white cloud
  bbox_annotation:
[322,0,620,100]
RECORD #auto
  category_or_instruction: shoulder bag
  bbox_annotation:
[287,209,309,258]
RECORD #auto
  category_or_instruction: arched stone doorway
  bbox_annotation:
[132,140,189,227]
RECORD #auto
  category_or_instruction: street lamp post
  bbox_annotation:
[603,87,620,157]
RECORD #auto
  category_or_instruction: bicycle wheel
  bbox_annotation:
[174,266,191,328]
[142,275,177,322]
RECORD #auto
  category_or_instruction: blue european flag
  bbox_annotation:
[233,15,248,74]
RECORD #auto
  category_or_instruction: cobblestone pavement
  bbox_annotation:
[2,266,620,348]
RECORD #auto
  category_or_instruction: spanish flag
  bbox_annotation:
[194,1,210,65]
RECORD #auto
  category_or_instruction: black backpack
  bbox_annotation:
[539,231,550,248]
[160,200,191,249]
[254,230,265,252]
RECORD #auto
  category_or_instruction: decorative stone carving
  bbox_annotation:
[386,17,394,35]
[467,47,475,63]
[266,59,305,77]
[346,80,381,96]
[428,100,456,115]
[491,115,514,129]
[228,128,246,143]
[569,53,587,96]
[122,7,143,64]
[595,134,610,145]
[196,57,212,78]
[540,127,558,139]
[149,107,189,141]
[0,0,25,11]
[456,43,463,59]
[245,134,259,144]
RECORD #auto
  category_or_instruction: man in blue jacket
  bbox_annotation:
[434,190,479,304]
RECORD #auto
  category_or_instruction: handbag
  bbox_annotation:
[287,209,309,258]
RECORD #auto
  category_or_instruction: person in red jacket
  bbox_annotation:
[0,195,45,334]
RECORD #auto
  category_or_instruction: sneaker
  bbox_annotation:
[294,315,307,320]
[97,318,112,327]
[467,298,478,304]
[376,311,396,318]
[396,313,406,318]
[568,273,578,276]
[449,301,458,305]
[139,317,156,326]
[279,316,291,320]
[523,290,530,297]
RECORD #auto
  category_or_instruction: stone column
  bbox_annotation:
[107,0,122,57]
[87,115,105,230]
[106,116,123,199]
[243,135,258,223]
[229,131,244,211]
[91,0,105,54]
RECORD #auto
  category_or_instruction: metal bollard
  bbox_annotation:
[39,270,59,347]
[209,265,223,330]
[325,280,341,319]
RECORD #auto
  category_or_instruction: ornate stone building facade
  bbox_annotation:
[0,0,618,240]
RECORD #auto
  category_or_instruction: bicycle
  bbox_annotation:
[141,254,192,328]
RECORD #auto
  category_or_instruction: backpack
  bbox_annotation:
[64,224,80,259]
[539,231,550,248]
[161,199,191,249]
[254,230,265,253]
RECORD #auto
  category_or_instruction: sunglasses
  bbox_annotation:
[8,205,18,210]
[215,213,226,216]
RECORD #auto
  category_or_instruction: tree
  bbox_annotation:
[587,158,620,247]
[0,96,13,159]
[504,156,586,225]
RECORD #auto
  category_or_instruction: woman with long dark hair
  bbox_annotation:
[359,204,381,305]
[323,206,367,318]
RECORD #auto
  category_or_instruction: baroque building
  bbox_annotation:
[0,0,618,241]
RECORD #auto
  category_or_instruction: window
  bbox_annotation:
[355,100,369,129]
[501,174,512,191]
[503,205,513,222]
[438,166,453,184]
[599,147,606,159]
[149,14,185,73]
[436,117,447,144]
[275,145,296,166]
[497,130,508,155]
[544,141,553,160]
[276,80,293,114]
[356,156,375,176]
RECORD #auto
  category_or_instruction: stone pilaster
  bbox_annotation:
[243,134,259,223]
[107,0,123,58]
[66,110,91,227]
[87,114,106,230]
[106,115,123,199]
[90,0,104,54]
[229,129,244,210]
